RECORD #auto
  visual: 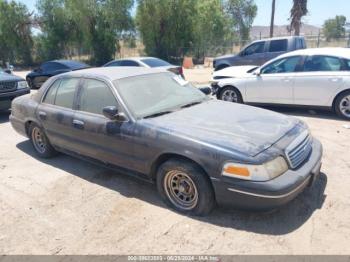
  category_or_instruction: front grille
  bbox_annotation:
[285,131,313,169]
[0,81,17,93]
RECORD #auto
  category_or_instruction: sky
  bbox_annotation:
[19,0,350,27]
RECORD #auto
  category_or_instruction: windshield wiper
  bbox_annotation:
[143,110,174,119]
[180,101,202,108]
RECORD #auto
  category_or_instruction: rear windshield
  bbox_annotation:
[141,58,171,67]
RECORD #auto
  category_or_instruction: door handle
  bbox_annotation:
[72,119,85,129]
[329,78,341,82]
[38,111,47,120]
[282,77,291,82]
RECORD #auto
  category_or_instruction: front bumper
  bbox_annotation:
[212,138,323,210]
[0,88,30,110]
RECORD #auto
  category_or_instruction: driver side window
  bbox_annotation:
[242,41,265,56]
[261,56,301,74]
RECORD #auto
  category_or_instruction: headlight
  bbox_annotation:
[17,81,28,89]
[222,156,288,181]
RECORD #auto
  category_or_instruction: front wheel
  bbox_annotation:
[335,91,350,120]
[157,159,215,216]
[218,86,243,103]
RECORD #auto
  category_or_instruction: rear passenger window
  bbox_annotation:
[78,79,117,115]
[269,40,288,52]
[43,80,60,104]
[121,60,140,66]
[55,78,79,109]
[304,56,343,72]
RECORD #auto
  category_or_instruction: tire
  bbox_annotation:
[218,86,243,103]
[156,159,215,216]
[334,91,350,120]
[29,123,57,158]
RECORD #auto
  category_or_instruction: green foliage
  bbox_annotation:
[36,0,135,65]
[224,0,257,42]
[323,15,347,41]
[136,0,197,60]
[136,0,256,61]
[0,0,33,65]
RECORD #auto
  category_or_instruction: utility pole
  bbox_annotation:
[270,0,276,37]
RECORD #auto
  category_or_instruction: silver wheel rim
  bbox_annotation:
[32,127,47,154]
[164,170,198,210]
[339,95,350,118]
[222,89,238,102]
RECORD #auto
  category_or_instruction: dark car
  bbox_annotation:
[26,60,89,89]
[104,57,184,78]
[0,68,30,111]
[10,67,322,216]
[213,36,306,71]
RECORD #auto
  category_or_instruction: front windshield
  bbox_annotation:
[114,72,207,119]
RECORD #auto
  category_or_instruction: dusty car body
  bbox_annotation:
[0,68,30,111]
[10,67,322,215]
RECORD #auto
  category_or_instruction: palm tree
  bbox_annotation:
[270,0,276,37]
[289,0,308,36]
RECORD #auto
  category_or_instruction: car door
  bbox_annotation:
[36,77,81,151]
[245,56,303,104]
[263,39,289,63]
[293,55,345,106]
[238,41,266,65]
[72,78,137,169]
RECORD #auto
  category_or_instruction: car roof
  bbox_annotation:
[61,66,168,81]
[48,60,89,69]
[278,48,350,60]
[252,36,303,43]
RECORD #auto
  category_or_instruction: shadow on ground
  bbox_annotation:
[16,140,327,236]
[0,110,10,124]
[259,105,340,121]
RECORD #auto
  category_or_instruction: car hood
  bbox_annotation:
[0,72,23,81]
[212,65,257,80]
[141,100,299,157]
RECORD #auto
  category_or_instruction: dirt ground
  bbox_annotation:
[0,69,350,254]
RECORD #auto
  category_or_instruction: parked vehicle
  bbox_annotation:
[26,60,89,89]
[104,57,184,78]
[212,48,350,120]
[10,67,322,215]
[0,68,30,111]
[213,36,306,71]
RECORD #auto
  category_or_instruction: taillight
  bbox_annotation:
[178,66,183,76]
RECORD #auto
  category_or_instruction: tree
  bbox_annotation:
[270,0,276,37]
[289,0,308,36]
[224,0,257,42]
[323,15,347,41]
[136,0,197,60]
[193,0,233,59]
[36,0,135,65]
[0,0,34,65]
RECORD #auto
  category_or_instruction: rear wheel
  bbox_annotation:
[335,91,350,120]
[29,123,57,158]
[157,159,215,216]
[218,86,243,103]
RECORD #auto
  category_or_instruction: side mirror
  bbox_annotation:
[199,86,212,95]
[103,106,128,122]
[254,69,261,76]
[4,69,12,74]
[34,68,40,73]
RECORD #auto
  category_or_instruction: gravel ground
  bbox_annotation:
[0,70,349,254]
